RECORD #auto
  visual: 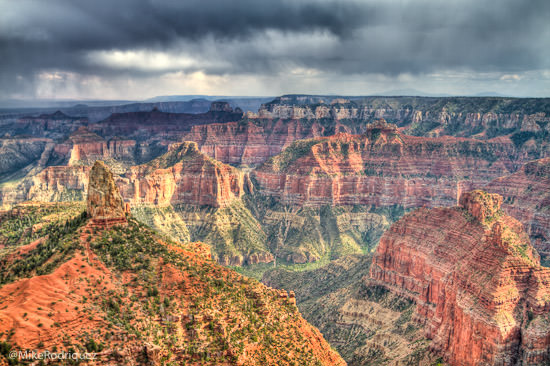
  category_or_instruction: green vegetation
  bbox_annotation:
[131,205,191,243]
[510,130,549,148]
[0,203,84,248]
[89,218,328,365]
[268,139,319,171]
[264,253,436,365]
[0,209,87,284]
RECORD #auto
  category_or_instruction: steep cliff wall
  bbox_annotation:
[259,95,550,141]
[67,127,139,167]
[184,118,319,166]
[120,141,245,208]
[370,190,550,366]
[486,158,550,264]
[254,121,521,207]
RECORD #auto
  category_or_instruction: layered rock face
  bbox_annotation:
[486,158,550,263]
[370,190,550,366]
[86,160,127,224]
[184,118,317,166]
[254,121,520,208]
[0,138,53,179]
[120,141,245,208]
[171,97,550,166]
[67,127,138,166]
[259,95,550,140]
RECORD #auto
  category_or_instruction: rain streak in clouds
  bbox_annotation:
[1,0,549,99]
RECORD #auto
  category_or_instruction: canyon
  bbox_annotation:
[266,191,550,365]
[1,95,550,364]
[2,104,549,265]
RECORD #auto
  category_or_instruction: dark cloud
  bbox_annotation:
[0,0,548,98]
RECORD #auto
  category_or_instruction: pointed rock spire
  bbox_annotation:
[87,161,127,222]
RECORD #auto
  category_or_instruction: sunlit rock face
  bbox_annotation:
[87,160,127,224]
[253,121,519,208]
[486,157,550,264]
[370,190,550,366]
[119,141,245,208]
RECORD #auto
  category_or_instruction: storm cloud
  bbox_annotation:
[1,0,549,99]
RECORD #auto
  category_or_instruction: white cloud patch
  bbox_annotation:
[500,74,522,81]
[86,49,228,72]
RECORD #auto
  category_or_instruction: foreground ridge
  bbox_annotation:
[0,162,346,366]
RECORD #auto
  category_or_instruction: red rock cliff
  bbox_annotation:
[87,161,128,225]
[370,190,550,366]
[253,121,520,208]
[486,158,550,263]
[119,141,244,208]
[68,127,137,165]
[184,118,319,166]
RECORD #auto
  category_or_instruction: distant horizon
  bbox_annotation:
[2,90,550,105]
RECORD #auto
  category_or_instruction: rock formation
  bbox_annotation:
[15,110,88,138]
[259,95,550,141]
[120,141,245,208]
[254,122,519,207]
[370,190,550,365]
[184,118,317,166]
[458,189,503,222]
[486,157,550,264]
[67,127,138,166]
[86,160,128,224]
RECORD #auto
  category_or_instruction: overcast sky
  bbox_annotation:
[1,0,549,100]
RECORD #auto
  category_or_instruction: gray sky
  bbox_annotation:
[1,0,549,100]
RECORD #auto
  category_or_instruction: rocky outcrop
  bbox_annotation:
[458,189,503,223]
[184,118,317,166]
[370,190,550,366]
[253,121,521,208]
[486,158,550,263]
[87,161,128,224]
[259,95,550,140]
[120,141,245,208]
[67,127,138,166]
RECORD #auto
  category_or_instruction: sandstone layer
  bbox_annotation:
[87,160,127,223]
[370,190,550,366]
[486,158,550,264]
[259,95,550,142]
[254,121,521,208]
[120,141,245,208]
